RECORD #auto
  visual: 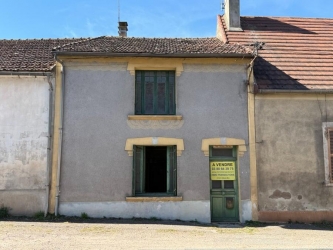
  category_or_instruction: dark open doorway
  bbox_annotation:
[145,146,167,193]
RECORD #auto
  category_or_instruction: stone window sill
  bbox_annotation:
[125,196,183,202]
[128,115,183,121]
[325,183,333,187]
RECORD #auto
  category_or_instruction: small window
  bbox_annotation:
[224,180,234,189]
[211,147,233,157]
[212,180,222,189]
[133,146,177,196]
[135,71,175,115]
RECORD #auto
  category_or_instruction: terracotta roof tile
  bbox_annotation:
[219,15,333,90]
[0,38,82,72]
[53,36,253,56]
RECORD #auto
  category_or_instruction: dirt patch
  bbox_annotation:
[1,216,333,249]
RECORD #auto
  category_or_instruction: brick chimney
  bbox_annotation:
[224,0,242,31]
[118,22,128,37]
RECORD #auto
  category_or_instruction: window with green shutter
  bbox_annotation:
[133,146,177,196]
[135,71,175,115]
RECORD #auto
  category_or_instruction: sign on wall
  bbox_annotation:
[210,162,235,180]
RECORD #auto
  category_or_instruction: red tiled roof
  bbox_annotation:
[53,36,253,56]
[0,38,82,72]
[218,15,333,90]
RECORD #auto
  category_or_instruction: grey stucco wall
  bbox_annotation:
[255,97,333,212]
[59,62,250,205]
[0,76,49,215]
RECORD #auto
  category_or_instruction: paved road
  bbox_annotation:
[0,219,332,249]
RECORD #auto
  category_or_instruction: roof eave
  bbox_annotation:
[53,51,253,59]
[0,70,53,76]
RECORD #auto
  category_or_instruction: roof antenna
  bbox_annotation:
[118,0,128,37]
[118,0,120,23]
[221,0,225,11]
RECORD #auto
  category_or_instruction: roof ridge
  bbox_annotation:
[52,36,106,51]
[103,36,219,40]
[51,36,253,56]
[52,37,225,52]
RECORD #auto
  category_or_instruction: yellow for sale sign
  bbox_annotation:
[210,162,235,180]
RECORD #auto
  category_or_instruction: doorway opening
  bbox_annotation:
[133,145,177,196]
[145,146,167,193]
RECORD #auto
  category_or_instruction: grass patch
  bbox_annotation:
[245,220,268,227]
[150,217,162,221]
[81,212,89,219]
[34,211,45,220]
[0,206,9,219]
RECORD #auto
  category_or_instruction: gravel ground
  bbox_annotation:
[0,218,333,250]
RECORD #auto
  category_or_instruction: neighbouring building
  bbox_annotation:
[0,39,81,215]
[218,0,333,223]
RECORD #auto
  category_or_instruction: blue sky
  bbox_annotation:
[1,0,332,39]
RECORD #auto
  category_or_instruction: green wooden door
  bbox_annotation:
[209,146,239,222]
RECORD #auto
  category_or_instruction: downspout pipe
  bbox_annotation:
[54,59,65,216]
[45,74,54,216]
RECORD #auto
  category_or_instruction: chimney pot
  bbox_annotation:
[118,21,128,37]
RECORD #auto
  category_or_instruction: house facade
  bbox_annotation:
[49,37,255,223]
[219,0,333,223]
[3,0,332,224]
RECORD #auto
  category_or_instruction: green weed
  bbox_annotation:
[81,212,89,219]
[0,206,9,219]
[34,211,45,220]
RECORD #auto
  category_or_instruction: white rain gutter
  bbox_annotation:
[45,75,55,216]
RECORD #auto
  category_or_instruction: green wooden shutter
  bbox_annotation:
[167,146,177,195]
[133,146,145,195]
[157,71,167,114]
[135,71,175,115]
[144,72,154,114]
[135,71,142,115]
[168,72,175,115]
